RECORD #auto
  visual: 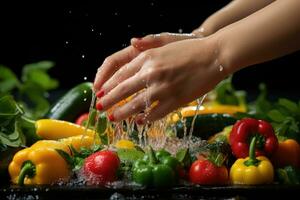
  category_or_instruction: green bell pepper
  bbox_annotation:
[132,147,178,187]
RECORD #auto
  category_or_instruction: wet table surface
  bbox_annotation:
[1,184,299,200]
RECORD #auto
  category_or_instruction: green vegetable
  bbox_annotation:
[117,148,144,163]
[0,96,26,147]
[176,148,192,168]
[45,82,93,122]
[214,76,246,106]
[0,61,59,119]
[236,84,300,142]
[176,114,237,139]
[132,147,177,187]
[96,112,109,145]
[277,166,300,184]
[56,144,103,172]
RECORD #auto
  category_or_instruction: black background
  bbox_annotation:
[0,0,299,98]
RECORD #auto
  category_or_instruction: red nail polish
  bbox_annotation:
[108,114,115,122]
[96,89,104,98]
[96,102,103,110]
[136,118,144,125]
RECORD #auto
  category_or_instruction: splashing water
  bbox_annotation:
[188,94,207,142]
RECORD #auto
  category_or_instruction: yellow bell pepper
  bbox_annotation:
[36,119,96,140]
[9,140,71,185]
[230,137,274,185]
[114,139,135,149]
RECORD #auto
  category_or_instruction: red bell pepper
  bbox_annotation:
[229,118,278,158]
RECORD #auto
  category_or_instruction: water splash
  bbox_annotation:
[219,65,224,72]
[188,94,207,142]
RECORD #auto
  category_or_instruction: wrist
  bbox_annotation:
[211,29,243,75]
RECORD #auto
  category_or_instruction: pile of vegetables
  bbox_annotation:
[1,62,300,187]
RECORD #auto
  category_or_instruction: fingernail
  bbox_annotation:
[133,37,142,41]
[96,89,105,98]
[136,118,144,125]
[96,102,103,110]
[108,114,115,122]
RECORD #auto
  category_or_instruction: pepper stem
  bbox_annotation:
[148,146,158,164]
[18,161,36,186]
[244,137,261,166]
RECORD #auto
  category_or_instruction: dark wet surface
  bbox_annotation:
[1,184,299,200]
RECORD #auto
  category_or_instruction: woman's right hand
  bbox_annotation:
[94,33,200,91]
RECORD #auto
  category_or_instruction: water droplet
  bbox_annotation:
[84,98,87,101]
[178,28,183,33]
[219,65,224,72]
[83,77,87,80]
[84,90,87,93]
[81,54,85,59]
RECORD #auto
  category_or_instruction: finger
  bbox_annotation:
[96,72,146,112]
[94,45,140,91]
[99,53,146,96]
[131,32,196,51]
[109,85,169,121]
[135,98,178,124]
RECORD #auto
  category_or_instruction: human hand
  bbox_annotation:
[94,33,199,91]
[96,37,229,123]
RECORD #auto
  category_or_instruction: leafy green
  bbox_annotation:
[235,84,300,142]
[0,95,27,148]
[117,148,144,163]
[277,166,300,184]
[197,141,231,167]
[176,148,191,168]
[56,144,104,171]
[214,76,246,106]
[0,61,59,119]
[0,66,20,94]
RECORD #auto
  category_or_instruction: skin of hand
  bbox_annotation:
[95,37,229,123]
[94,0,300,124]
[94,33,200,91]
[216,0,300,72]
[193,0,275,36]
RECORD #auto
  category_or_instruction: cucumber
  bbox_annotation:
[45,82,93,122]
[175,114,237,139]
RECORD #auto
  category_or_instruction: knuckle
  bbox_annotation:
[104,56,117,67]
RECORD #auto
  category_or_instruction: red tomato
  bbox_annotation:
[75,113,89,125]
[189,159,228,185]
[83,150,120,185]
